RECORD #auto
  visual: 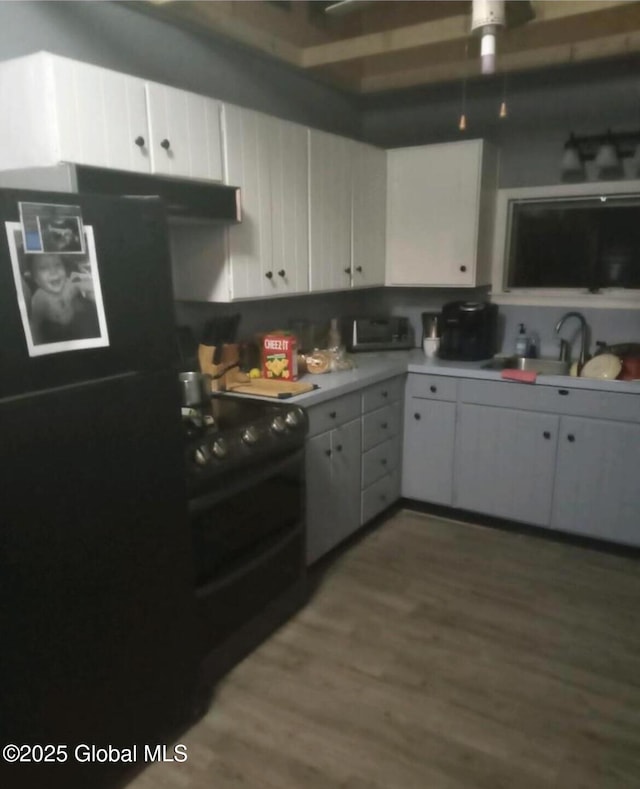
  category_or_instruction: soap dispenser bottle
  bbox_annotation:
[514,323,529,357]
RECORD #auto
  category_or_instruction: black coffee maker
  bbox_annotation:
[438,301,498,361]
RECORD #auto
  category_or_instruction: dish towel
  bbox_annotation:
[501,369,538,384]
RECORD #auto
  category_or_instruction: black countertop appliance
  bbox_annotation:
[0,189,199,789]
[438,300,498,361]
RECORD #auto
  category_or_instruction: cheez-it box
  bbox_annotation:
[263,333,298,381]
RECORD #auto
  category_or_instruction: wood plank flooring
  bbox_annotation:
[126,511,640,789]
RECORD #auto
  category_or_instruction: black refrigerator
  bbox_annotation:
[0,189,199,789]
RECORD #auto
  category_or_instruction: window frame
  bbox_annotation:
[491,180,640,309]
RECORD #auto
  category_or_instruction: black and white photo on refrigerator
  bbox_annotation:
[5,201,109,356]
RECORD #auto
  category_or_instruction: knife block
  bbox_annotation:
[198,343,249,392]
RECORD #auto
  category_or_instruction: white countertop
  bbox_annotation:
[230,349,640,407]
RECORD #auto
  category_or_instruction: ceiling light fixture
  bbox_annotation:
[471,0,505,76]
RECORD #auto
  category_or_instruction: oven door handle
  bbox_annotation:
[188,448,304,514]
[194,524,304,600]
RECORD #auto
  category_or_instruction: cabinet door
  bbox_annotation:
[146,82,222,181]
[352,141,386,288]
[309,129,353,292]
[223,104,273,299]
[386,139,484,287]
[402,398,456,506]
[50,55,150,173]
[269,116,309,295]
[454,404,559,526]
[305,419,361,565]
[552,417,640,546]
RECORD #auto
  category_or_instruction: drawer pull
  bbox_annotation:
[567,434,575,443]
[460,265,467,273]
[430,385,437,393]
[329,411,337,419]
[336,444,343,452]
[414,413,421,420]
[381,422,388,429]
[558,389,570,396]
[543,431,551,439]
[381,390,388,398]
[355,266,363,273]
[381,458,388,466]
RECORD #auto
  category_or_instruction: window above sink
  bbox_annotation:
[491,181,640,309]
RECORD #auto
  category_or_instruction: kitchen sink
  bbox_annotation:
[482,356,571,376]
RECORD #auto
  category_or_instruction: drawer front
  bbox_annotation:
[460,378,640,422]
[362,400,402,451]
[362,375,405,413]
[361,470,400,525]
[407,374,458,402]
[306,392,361,437]
[362,436,401,489]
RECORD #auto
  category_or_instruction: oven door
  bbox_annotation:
[189,449,305,655]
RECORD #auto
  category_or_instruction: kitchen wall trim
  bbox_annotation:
[491,179,640,310]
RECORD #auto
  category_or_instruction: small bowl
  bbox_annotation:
[423,337,440,359]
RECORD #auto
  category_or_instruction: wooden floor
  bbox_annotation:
[127,510,640,789]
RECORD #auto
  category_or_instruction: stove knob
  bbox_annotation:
[241,426,260,445]
[194,445,210,466]
[284,409,301,428]
[211,438,228,459]
[271,415,287,434]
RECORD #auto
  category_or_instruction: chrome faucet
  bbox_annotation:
[555,311,589,374]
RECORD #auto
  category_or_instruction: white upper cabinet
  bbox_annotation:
[0,52,223,181]
[386,139,497,287]
[0,52,150,173]
[223,104,309,300]
[145,81,222,181]
[308,129,353,293]
[352,141,386,288]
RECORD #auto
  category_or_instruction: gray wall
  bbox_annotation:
[0,1,361,137]
[361,57,640,188]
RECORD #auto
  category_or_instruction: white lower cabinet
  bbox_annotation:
[403,373,640,548]
[305,376,405,565]
[551,417,640,545]
[454,404,559,527]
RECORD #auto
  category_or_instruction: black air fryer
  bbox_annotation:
[438,301,498,361]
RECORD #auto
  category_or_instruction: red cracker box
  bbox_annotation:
[263,333,298,381]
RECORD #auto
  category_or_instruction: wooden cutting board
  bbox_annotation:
[226,378,317,399]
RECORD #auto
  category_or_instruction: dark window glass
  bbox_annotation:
[507,196,640,291]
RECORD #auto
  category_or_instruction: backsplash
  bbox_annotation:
[176,291,640,362]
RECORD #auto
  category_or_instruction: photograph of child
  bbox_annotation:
[6,220,109,357]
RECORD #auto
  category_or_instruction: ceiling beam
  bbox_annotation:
[359,27,640,93]
[301,0,638,69]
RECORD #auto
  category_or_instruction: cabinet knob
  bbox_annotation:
[380,493,387,502]
[381,458,388,466]
[381,422,388,430]
[381,391,388,398]
[430,385,437,393]
[278,269,286,278]
[134,135,145,148]
[336,444,343,452]
[160,138,171,150]
[265,271,273,279]
[355,266,363,273]
[460,265,467,273]
[567,434,575,442]
[329,411,337,419]
[325,449,332,457]
[344,268,351,275]
[558,389,570,396]
[543,431,551,439]
[414,413,421,420]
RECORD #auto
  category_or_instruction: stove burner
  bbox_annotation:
[183,394,308,493]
